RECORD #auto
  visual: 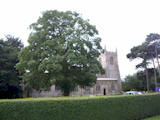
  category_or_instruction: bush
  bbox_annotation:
[0,94,160,120]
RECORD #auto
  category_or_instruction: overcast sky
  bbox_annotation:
[0,0,160,79]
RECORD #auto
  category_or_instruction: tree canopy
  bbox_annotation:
[16,10,104,96]
[127,42,151,91]
[127,33,160,92]
[0,35,23,98]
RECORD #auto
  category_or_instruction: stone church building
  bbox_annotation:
[31,49,122,97]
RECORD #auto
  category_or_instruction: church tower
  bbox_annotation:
[98,49,120,78]
[97,48,122,94]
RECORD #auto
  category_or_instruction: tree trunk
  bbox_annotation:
[156,56,160,72]
[80,88,83,96]
[145,65,150,92]
[155,47,160,73]
[152,58,158,89]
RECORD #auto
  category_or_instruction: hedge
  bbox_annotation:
[0,94,160,120]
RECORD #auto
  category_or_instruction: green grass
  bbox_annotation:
[0,94,125,102]
[143,115,160,120]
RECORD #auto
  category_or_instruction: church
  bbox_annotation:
[31,49,122,97]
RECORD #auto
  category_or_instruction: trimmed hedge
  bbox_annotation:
[0,94,160,120]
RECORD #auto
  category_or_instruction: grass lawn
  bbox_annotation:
[0,94,126,102]
[143,115,160,120]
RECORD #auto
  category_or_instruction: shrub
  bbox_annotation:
[0,94,160,120]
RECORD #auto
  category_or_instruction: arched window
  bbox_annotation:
[96,85,101,91]
[110,57,114,65]
[111,83,115,90]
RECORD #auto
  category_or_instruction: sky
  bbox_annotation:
[0,0,160,79]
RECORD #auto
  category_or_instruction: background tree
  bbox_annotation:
[16,10,104,96]
[145,33,160,88]
[122,74,144,91]
[127,33,160,92]
[0,35,23,98]
[122,69,160,91]
[127,43,150,92]
[145,33,160,72]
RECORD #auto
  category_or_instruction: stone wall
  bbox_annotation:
[31,79,120,97]
[71,80,120,96]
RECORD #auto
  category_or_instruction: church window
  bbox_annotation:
[110,57,114,65]
[111,83,115,90]
[96,85,100,91]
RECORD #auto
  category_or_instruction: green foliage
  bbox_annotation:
[122,74,145,91]
[126,33,160,92]
[127,43,150,69]
[0,35,23,98]
[123,69,160,91]
[0,94,160,120]
[16,10,104,96]
[145,33,160,57]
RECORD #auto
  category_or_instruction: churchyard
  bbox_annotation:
[0,5,160,120]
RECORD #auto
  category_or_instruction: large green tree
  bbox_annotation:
[16,10,104,96]
[127,33,160,92]
[0,35,23,98]
[127,43,150,92]
[145,33,160,88]
[145,33,160,71]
